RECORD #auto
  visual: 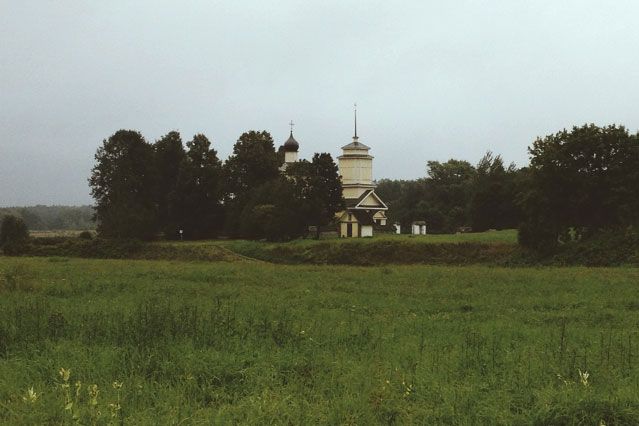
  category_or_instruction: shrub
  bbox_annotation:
[78,230,93,240]
[0,215,29,254]
[517,219,558,252]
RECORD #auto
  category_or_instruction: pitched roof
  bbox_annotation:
[345,190,371,208]
[345,190,388,210]
[358,191,387,209]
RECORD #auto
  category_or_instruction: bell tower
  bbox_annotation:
[338,105,375,199]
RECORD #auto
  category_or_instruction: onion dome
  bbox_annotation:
[283,132,299,152]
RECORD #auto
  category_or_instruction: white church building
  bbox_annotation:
[280,111,388,238]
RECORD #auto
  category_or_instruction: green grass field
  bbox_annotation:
[2,256,639,424]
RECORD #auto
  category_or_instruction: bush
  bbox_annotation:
[550,227,639,266]
[78,230,93,240]
[517,218,559,252]
[0,215,29,254]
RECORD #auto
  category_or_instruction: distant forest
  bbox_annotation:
[376,152,522,234]
[0,205,95,230]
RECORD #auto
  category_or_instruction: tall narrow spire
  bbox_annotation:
[353,103,358,140]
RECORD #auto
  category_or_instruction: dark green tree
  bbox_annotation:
[89,130,158,239]
[425,159,476,232]
[469,152,520,232]
[286,153,344,238]
[223,131,280,235]
[0,215,29,250]
[376,179,427,232]
[519,124,639,249]
[239,178,306,241]
[167,134,224,239]
[154,131,186,236]
[224,131,280,198]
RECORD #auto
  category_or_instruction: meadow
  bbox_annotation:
[2,256,639,424]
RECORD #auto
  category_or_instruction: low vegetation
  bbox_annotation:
[6,229,639,267]
[224,234,519,265]
[1,257,639,423]
[9,237,239,262]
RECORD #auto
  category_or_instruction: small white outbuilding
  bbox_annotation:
[411,221,427,235]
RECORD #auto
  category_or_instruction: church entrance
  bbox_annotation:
[347,223,352,237]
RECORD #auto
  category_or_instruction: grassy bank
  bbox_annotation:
[11,230,521,266]
[10,237,239,262]
[8,228,639,266]
[1,257,639,423]
[225,238,519,265]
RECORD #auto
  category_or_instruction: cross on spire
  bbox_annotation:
[289,120,295,135]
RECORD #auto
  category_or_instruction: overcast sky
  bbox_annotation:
[1,1,638,206]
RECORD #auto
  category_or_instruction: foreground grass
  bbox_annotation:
[1,257,639,424]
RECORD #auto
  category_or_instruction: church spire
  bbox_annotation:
[353,103,358,141]
[289,120,294,136]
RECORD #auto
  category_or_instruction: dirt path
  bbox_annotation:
[215,245,268,263]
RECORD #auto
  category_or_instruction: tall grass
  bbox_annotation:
[1,258,639,423]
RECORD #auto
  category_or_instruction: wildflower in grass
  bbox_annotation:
[59,367,71,383]
[58,367,73,412]
[23,387,38,403]
[578,369,590,387]
[110,380,123,418]
[88,384,99,406]
[109,403,121,418]
[403,383,414,397]
[401,378,415,398]
[556,373,568,386]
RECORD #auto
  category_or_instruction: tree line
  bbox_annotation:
[376,152,522,234]
[3,123,637,252]
[0,206,95,231]
[377,124,639,250]
[88,129,344,241]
